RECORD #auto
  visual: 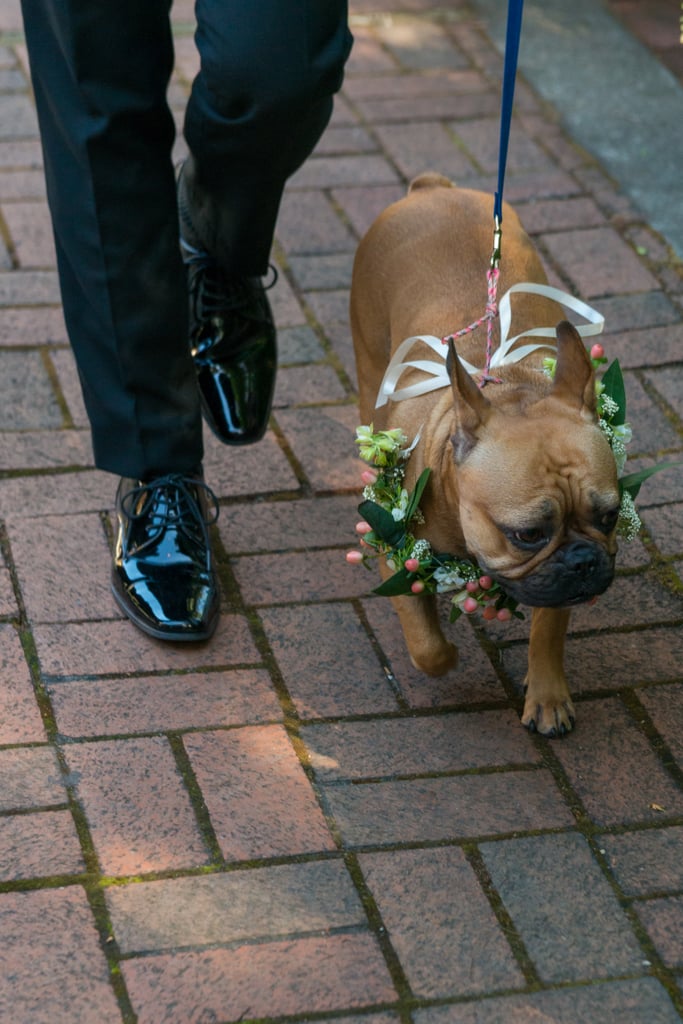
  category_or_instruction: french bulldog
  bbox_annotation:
[350,173,620,736]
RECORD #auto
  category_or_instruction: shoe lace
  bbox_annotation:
[181,239,278,321]
[120,473,219,561]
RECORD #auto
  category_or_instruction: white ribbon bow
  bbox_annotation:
[375,282,605,409]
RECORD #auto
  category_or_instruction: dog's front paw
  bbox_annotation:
[522,681,576,738]
[410,640,458,677]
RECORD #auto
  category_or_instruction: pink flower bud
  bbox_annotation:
[590,343,604,360]
[411,581,424,594]
[496,607,512,622]
[463,596,479,614]
[361,469,378,485]
[404,558,420,572]
[466,580,479,593]
[355,521,372,535]
[479,575,493,590]
[346,550,364,565]
[482,606,497,621]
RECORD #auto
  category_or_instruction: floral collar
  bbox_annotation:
[348,347,674,624]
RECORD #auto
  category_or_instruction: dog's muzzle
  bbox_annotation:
[488,540,615,608]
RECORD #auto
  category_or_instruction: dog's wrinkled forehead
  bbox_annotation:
[459,418,619,517]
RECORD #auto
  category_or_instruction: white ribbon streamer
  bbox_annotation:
[375,282,605,408]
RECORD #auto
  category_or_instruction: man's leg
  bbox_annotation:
[176,0,352,445]
[20,0,203,480]
[184,0,353,274]
[20,0,217,640]
[19,0,351,640]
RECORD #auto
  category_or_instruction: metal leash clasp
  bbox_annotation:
[490,215,502,269]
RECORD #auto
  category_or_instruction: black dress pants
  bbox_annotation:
[20,0,352,479]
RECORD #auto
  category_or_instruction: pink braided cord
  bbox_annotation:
[442,266,502,387]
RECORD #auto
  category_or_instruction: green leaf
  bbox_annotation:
[373,568,413,596]
[358,500,406,548]
[404,468,431,524]
[600,359,626,425]
[619,460,680,500]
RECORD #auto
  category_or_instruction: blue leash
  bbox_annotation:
[491,0,525,264]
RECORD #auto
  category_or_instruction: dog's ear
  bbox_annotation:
[447,338,491,462]
[550,321,597,420]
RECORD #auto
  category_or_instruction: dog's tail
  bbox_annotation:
[408,171,455,192]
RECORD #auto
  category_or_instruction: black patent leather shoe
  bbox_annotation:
[188,262,277,445]
[111,470,220,641]
[178,165,277,445]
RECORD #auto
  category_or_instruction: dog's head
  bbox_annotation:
[448,322,620,607]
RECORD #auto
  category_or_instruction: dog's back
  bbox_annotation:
[350,173,557,423]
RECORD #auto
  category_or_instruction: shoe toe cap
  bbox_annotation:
[112,564,219,641]
[196,339,276,445]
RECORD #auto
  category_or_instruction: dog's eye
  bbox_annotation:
[511,527,547,548]
[598,507,620,533]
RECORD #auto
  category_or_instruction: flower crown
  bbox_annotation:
[347,345,674,624]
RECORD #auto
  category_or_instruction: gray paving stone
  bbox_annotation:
[481,833,646,983]
[0,350,62,428]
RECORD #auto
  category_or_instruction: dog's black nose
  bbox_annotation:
[563,542,599,576]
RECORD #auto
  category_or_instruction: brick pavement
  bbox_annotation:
[1,1,682,1022]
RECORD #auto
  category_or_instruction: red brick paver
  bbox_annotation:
[0,887,122,1023]
[122,934,396,1024]
[0,1,682,1022]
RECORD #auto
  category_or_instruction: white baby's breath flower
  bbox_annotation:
[617,491,641,541]
[601,395,620,418]
[599,418,614,441]
[412,539,432,560]
[612,438,627,476]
